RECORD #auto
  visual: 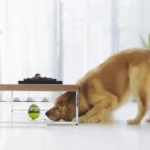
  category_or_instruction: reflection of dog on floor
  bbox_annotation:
[46,48,150,125]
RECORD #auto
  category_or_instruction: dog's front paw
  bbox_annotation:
[145,118,150,123]
[78,116,87,123]
[87,116,101,123]
[127,119,140,125]
[72,116,86,123]
[72,117,76,122]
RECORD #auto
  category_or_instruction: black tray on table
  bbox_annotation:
[18,78,63,84]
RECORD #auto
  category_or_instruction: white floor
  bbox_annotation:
[0,101,150,150]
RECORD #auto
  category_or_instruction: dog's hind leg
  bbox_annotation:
[127,62,149,125]
[127,91,148,125]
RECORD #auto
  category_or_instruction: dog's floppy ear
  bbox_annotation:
[79,81,92,100]
[62,92,76,121]
[56,99,64,108]
[55,92,71,108]
[66,92,76,101]
[62,105,76,121]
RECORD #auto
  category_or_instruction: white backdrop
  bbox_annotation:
[61,0,113,83]
[0,0,149,101]
[0,0,59,101]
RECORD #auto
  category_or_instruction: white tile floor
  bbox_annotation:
[0,101,150,150]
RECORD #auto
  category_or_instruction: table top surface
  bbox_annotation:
[0,84,78,92]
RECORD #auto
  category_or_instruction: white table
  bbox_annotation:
[0,84,79,125]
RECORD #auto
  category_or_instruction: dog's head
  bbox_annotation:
[45,92,76,121]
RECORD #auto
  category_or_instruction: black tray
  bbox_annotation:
[18,78,63,84]
[24,78,57,81]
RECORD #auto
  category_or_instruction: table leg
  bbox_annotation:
[11,91,13,112]
[75,91,79,125]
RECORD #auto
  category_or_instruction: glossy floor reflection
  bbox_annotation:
[0,102,150,150]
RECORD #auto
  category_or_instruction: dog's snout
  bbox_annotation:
[45,111,49,117]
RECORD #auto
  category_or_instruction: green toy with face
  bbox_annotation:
[28,104,40,119]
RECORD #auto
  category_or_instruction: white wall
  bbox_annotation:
[0,0,150,101]
[61,0,113,84]
[118,0,150,50]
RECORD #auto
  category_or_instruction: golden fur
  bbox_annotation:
[46,48,150,125]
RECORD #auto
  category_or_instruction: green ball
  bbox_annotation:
[28,104,40,119]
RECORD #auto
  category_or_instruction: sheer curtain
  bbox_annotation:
[61,0,113,83]
[118,0,150,50]
[0,0,148,101]
[118,0,141,50]
[60,0,150,83]
[0,0,59,101]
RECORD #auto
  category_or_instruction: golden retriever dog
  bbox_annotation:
[45,48,150,125]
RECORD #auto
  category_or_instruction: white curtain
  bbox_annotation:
[0,0,148,101]
[62,0,113,83]
[0,0,59,101]
[118,0,150,50]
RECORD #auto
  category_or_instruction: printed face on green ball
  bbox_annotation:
[28,104,40,119]
[29,106,40,113]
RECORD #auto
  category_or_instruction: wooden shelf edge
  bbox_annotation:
[0,84,78,92]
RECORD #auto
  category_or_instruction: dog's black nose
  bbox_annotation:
[45,111,49,117]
